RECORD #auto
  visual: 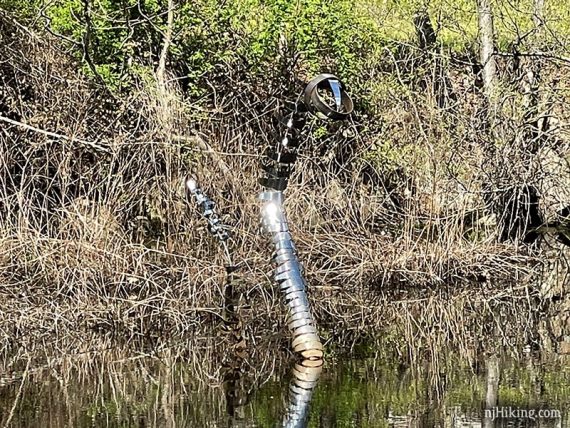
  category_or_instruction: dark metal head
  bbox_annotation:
[303,74,353,120]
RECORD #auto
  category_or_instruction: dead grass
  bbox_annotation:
[0,13,564,360]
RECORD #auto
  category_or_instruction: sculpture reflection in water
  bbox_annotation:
[282,359,323,428]
[185,178,250,424]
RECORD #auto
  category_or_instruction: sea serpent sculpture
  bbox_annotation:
[186,74,353,361]
[259,74,353,360]
[184,180,325,426]
[186,75,352,427]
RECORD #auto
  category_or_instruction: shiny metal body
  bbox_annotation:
[186,178,232,264]
[260,190,323,359]
[259,74,352,359]
[282,360,323,428]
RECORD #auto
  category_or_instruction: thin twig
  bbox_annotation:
[495,50,570,65]
[2,358,29,428]
[156,0,175,88]
[172,134,230,175]
[81,0,108,88]
[0,115,110,153]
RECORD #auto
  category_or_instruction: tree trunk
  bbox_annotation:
[483,355,500,428]
[533,0,545,28]
[477,0,497,98]
[522,0,547,153]
[413,8,455,108]
[157,0,174,89]
[414,9,436,50]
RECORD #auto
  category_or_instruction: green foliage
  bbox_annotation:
[364,140,416,174]
[1,0,382,91]
[4,0,570,100]
[245,356,570,427]
[0,0,40,19]
[245,0,379,76]
[170,0,383,93]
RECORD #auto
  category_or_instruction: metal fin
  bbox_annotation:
[328,79,343,110]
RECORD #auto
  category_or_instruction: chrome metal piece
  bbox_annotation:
[292,334,321,350]
[329,79,343,109]
[288,311,312,322]
[280,283,305,295]
[186,177,232,265]
[282,361,323,428]
[288,318,312,330]
[260,190,323,359]
[284,291,308,303]
[292,325,318,335]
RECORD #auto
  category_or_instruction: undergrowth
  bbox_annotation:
[1,1,569,357]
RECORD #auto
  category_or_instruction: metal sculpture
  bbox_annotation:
[186,177,232,265]
[186,177,244,326]
[186,177,251,422]
[186,75,352,426]
[282,359,323,428]
[260,74,353,359]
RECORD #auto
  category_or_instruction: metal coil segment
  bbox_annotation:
[259,74,353,359]
[260,191,323,359]
[303,73,353,120]
[186,177,233,266]
[281,359,323,428]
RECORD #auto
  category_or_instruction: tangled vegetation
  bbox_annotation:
[1,0,570,359]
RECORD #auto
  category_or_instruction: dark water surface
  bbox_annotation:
[1,352,569,427]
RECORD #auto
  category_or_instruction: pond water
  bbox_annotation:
[1,351,569,427]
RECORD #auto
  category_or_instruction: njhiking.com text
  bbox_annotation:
[485,406,561,421]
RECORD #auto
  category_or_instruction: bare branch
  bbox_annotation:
[533,0,545,28]
[157,0,175,89]
[0,115,110,153]
[172,134,230,176]
[495,50,570,65]
[81,0,108,88]
[478,0,498,98]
